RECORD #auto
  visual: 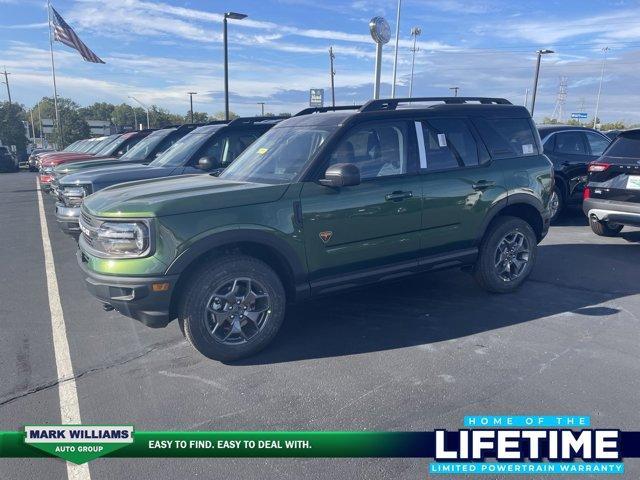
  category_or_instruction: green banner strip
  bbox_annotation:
[2,431,421,458]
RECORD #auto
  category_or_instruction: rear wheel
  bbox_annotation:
[179,254,286,361]
[589,217,623,237]
[473,216,537,293]
[549,185,563,223]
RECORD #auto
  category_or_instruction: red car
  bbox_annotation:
[39,131,152,190]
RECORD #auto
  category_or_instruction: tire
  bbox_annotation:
[473,216,537,293]
[589,217,623,237]
[179,254,286,361]
[549,185,564,223]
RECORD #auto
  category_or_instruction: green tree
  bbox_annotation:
[112,103,146,129]
[80,102,115,122]
[149,106,183,128]
[185,111,209,123]
[0,101,29,154]
[212,111,239,120]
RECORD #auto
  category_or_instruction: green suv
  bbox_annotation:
[78,97,553,361]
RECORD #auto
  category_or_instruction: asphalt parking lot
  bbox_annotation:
[1,171,640,479]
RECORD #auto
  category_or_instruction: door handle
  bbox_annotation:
[385,191,413,202]
[472,181,495,191]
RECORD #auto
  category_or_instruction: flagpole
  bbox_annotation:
[47,0,62,146]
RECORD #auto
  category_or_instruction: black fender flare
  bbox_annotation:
[164,228,308,294]
[475,194,544,244]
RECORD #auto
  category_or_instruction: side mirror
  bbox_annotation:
[197,157,214,171]
[319,163,360,188]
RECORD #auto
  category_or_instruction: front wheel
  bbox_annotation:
[179,254,286,362]
[589,217,623,237]
[473,216,537,293]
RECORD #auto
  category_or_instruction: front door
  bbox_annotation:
[300,120,423,286]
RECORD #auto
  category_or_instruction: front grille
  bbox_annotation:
[79,212,99,248]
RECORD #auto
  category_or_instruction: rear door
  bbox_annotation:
[417,116,505,257]
[548,131,592,198]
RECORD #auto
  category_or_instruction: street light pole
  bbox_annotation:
[530,49,554,117]
[1,67,11,105]
[449,86,459,97]
[188,92,197,123]
[593,46,609,130]
[223,12,247,121]
[129,96,150,129]
[329,46,336,107]
[409,27,421,98]
[257,102,265,115]
[390,0,402,98]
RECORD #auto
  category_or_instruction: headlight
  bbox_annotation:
[42,166,54,174]
[80,217,151,258]
[61,184,92,207]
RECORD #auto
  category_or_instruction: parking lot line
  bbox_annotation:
[36,179,92,480]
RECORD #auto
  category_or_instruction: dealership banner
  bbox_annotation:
[2,416,640,473]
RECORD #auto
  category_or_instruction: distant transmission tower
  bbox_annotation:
[551,76,568,122]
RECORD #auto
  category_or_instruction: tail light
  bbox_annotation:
[588,163,610,172]
[583,187,591,200]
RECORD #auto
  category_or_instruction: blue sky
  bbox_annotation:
[1,0,640,122]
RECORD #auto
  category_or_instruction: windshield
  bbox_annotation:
[94,135,125,156]
[120,130,171,161]
[605,132,640,159]
[150,128,222,168]
[220,126,336,184]
[86,136,118,154]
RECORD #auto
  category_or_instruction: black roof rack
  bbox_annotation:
[359,97,512,112]
[295,105,362,117]
[227,116,288,126]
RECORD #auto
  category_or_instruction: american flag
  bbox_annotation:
[50,6,105,64]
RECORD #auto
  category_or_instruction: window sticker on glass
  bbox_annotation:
[437,133,447,147]
[522,144,534,155]
[257,147,268,155]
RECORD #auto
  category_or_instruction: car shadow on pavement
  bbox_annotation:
[232,243,640,365]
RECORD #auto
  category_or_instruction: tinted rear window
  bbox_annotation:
[473,117,538,158]
[605,132,640,159]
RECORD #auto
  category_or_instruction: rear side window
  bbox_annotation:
[554,131,587,155]
[584,132,610,156]
[605,132,640,158]
[472,117,538,158]
[419,118,479,170]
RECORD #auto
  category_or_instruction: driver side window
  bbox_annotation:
[327,121,408,180]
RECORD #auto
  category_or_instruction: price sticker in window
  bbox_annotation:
[257,147,268,155]
[522,144,534,154]
[437,134,447,148]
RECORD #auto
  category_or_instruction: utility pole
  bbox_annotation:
[530,49,555,117]
[390,0,402,98]
[524,88,530,108]
[1,68,11,105]
[593,46,609,130]
[188,92,197,123]
[449,86,459,97]
[329,47,336,107]
[257,102,265,115]
[409,27,421,98]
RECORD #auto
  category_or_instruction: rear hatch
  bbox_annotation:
[587,130,640,204]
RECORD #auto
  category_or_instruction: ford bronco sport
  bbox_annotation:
[78,97,553,361]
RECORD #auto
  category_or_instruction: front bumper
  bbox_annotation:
[583,198,640,227]
[78,250,178,328]
[39,173,54,189]
[55,202,81,233]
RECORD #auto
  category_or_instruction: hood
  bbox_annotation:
[61,164,166,188]
[83,175,289,217]
[54,157,144,176]
[42,153,101,167]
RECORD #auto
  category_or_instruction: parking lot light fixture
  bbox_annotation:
[530,49,554,118]
[188,92,197,123]
[128,95,150,129]
[223,12,247,121]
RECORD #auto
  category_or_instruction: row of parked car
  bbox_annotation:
[34,97,639,362]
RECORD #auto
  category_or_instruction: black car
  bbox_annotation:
[583,129,640,236]
[538,125,611,221]
[0,146,18,172]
